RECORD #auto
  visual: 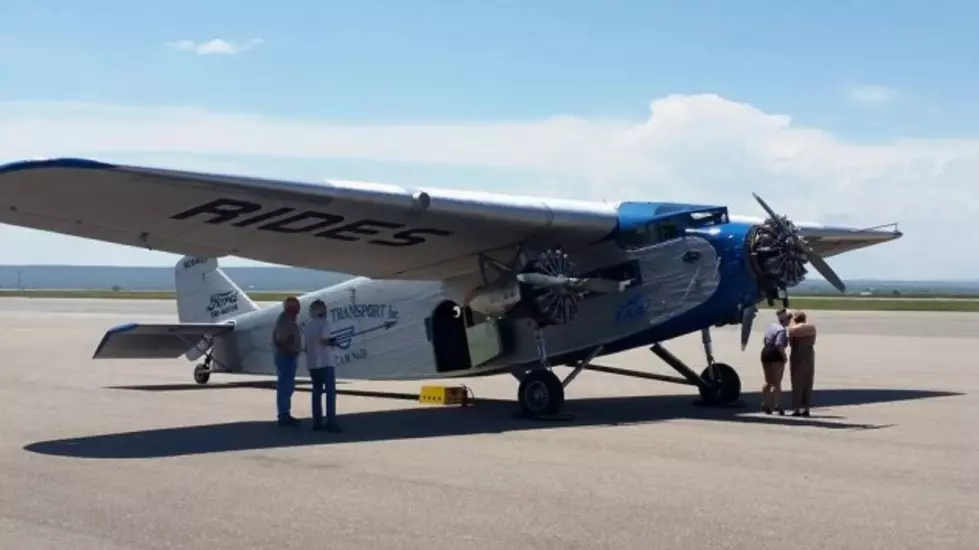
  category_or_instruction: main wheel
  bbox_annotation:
[697,362,741,405]
[517,369,565,417]
[193,364,211,385]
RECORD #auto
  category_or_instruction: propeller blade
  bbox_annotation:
[802,245,847,292]
[740,305,757,351]
[751,193,785,230]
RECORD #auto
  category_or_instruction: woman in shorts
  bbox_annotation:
[759,309,790,415]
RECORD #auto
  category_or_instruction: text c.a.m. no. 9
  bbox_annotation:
[170,197,454,248]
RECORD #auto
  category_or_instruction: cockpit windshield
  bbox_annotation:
[615,206,729,250]
[686,209,729,227]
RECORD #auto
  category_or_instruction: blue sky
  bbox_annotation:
[1,0,978,279]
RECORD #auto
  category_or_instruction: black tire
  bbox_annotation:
[517,369,565,417]
[698,362,741,405]
[193,364,211,385]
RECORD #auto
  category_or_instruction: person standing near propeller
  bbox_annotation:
[759,309,791,415]
[788,310,817,417]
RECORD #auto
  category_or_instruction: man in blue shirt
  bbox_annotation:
[304,299,342,432]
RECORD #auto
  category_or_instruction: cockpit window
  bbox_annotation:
[687,210,728,227]
[615,207,728,250]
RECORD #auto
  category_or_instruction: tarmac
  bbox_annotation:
[0,298,976,549]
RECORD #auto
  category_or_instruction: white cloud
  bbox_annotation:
[848,84,898,104]
[1,93,978,278]
[165,38,263,55]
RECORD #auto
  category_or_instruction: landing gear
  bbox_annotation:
[513,329,601,419]
[510,325,742,419]
[193,358,212,385]
[193,364,210,385]
[648,327,742,406]
[697,363,741,405]
[696,327,742,405]
[575,327,743,408]
[517,369,564,417]
[650,328,741,406]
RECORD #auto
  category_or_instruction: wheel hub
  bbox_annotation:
[525,380,550,411]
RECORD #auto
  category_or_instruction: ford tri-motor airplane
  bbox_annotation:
[0,158,902,417]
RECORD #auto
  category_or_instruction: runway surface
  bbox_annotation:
[0,298,976,549]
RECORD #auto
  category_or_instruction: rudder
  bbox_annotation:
[175,256,260,323]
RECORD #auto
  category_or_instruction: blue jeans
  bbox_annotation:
[274,352,298,419]
[309,367,337,425]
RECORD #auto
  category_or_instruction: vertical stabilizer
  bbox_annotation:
[175,256,260,324]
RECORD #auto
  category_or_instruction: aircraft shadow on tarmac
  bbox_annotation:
[23,386,963,460]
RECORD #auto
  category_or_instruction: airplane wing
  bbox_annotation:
[797,224,903,258]
[0,158,621,281]
[729,215,903,258]
[92,322,233,359]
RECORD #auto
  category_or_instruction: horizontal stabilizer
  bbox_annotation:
[92,322,233,359]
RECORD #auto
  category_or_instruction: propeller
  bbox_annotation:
[516,248,631,326]
[739,194,847,350]
[751,193,846,293]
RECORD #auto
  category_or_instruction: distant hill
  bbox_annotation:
[792,279,979,296]
[1,264,977,295]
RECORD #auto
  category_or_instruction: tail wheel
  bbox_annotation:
[193,364,211,385]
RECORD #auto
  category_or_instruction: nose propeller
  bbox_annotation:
[751,193,846,293]
[739,193,847,350]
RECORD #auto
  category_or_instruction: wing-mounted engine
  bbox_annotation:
[465,248,631,327]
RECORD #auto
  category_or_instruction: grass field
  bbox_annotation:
[1,289,979,312]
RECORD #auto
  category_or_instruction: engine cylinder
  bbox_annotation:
[746,216,808,291]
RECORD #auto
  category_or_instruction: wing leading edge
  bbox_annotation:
[0,158,621,281]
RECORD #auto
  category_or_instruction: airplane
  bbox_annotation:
[0,157,903,418]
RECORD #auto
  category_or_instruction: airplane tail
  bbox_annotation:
[175,256,260,324]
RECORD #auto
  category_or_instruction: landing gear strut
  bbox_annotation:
[512,326,742,419]
[647,328,742,406]
[514,329,603,419]
[696,327,742,405]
